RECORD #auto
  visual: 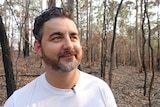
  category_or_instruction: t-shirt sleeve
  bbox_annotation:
[3,95,14,107]
[98,81,117,107]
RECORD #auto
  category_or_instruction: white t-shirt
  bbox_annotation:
[3,71,117,107]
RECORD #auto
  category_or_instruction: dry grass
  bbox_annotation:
[0,51,160,106]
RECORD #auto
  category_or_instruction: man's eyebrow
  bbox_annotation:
[49,32,62,37]
[70,32,78,35]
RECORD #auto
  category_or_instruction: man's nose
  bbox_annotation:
[63,36,74,50]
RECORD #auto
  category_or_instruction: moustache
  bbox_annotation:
[58,50,77,57]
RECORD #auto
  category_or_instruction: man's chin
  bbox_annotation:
[57,61,79,72]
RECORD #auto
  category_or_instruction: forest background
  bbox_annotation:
[0,0,160,107]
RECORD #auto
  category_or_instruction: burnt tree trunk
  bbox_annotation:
[101,0,107,80]
[23,0,30,58]
[157,26,160,71]
[145,0,154,106]
[109,0,124,87]
[0,16,16,98]
[141,5,147,96]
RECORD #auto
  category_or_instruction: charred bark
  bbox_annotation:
[0,16,16,98]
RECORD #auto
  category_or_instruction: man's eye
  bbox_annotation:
[51,36,63,42]
[70,34,79,40]
[55,36,62,39]
[49,32,63,41]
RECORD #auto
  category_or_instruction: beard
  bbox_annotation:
[41,49,81,72]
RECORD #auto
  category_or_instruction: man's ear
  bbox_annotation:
[34,40,42,57]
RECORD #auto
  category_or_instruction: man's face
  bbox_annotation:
[34,17,82,72]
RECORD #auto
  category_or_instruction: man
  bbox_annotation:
[3,7,117,107]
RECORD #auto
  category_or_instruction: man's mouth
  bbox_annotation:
[59,51,77,58]
[61,54,74,58]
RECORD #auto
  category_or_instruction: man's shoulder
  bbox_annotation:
[13,73,44,97]
[3,74,45,107]
[80,71,108,86]
[80,71,104,81]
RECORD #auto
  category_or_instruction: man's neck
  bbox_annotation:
[45,68,80,89]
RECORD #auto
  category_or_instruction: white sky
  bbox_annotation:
[0,0,4,4]
[42,0,62,9]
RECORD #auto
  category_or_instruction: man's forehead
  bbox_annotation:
[42,17,78,35]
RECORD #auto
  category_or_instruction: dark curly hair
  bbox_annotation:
[32,7,73,43]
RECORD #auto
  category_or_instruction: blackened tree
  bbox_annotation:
[0,16,16,98]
